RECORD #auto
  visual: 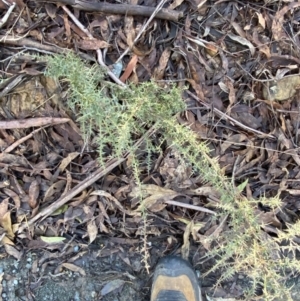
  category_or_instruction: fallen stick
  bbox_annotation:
[36,0,183,21]
[18,126,157,232]
[0,117,70,129]
[0,2,16,29]
[186,91,276,139]
[4,127,44,153]
[165,200,216,215]
[18,157,125,232]
[0,35,66,53]
[116,0,167,63]
[62,5,126,87]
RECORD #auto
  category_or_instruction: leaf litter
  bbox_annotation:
[1,0,300,300]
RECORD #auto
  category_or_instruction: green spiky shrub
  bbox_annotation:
[45,52,300,301]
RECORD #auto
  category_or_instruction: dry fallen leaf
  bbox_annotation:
[28,180,39,209]
[256,12,266,29]
[62,263,86,276]
[252,29,271,59]
[124,6,136,48]
[43,180,66,203]
[220,134,248,154]
[168,0,184,9]
[133,185,179,212]
[262,75,300,101]
[45,3,57,19]
[2,189,20,209]
[185,36,218,57]
[224,77,236,107]
[0,198,8,217]
[120,55,138,83]
[77,38,110,50]
[255,209,282,228]
[101,279,125,296]
[272,2,300,41]
[4,244,22,260]
[40,236,66,244]
[1,236,15,246]
[227,33,255,56]
[181,221,193,260]
[87,220,98,243]
[202,215,228,250]
[0,212,14,239]
[91,190,129,215]
[58,152,79,172]
[153,48,171,80]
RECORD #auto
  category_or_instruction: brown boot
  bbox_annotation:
[151,256,202,301]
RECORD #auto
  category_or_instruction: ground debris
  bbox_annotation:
[1,0,300,300]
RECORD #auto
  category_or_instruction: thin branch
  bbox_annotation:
[165,200,216,215]
[186,91,275,139]
[0,117,70,129]
[35,0,183,21]
[18,126,157,232]
[61,5,126,87]
[18,158,125,232]
[0,2,16,29]
[0,34,67,53]
[116,0,167,64]
[4,127,45,153]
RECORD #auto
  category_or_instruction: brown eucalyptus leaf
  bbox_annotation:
[28,180,39,209]
[91,190,129,215]
[45,3,57,19]
[0,198,9,216]
[1,236,14,246]
[58,152,79,172]
[224,77,236,107]
[227,33,255,56]
[263,75,300,101]
[61,170,72,197]
[0,154,28,167]
[87,220,98,244]
[181,221,193,260]
[272,3,300,41]
[153,48,171,80]
[203,215,228,249]
[0,212,14,239]
[168,0,184,9]
[97,217,109,234]
[255,209,282,228]
[62,263,86,276]
[134,185,179,211]
[101,279,125,296]
[98,201,110,220]
[187,186,220,198]
[124,9,135,48]
[120,55,138,83]
[220,134,248,154]
[256,12,266,29]
[4,244,22,260]
[43,180,66,203]
[186,79,205,100]
[77,39,110,50]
